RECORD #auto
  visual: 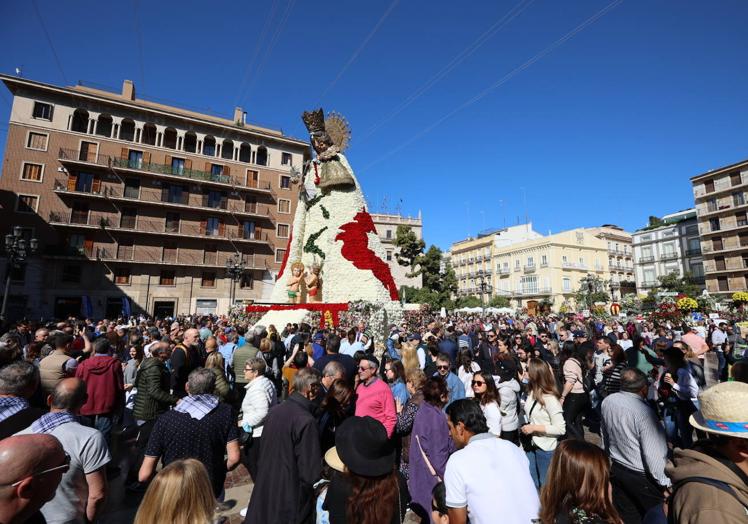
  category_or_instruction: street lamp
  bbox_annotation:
[225,252,246,313]
[476,269,493,311]
[1,226,38,321]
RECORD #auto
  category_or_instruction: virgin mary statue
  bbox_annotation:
[268,108,400,307]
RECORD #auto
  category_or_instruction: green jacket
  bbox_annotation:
[133,357,178,421]
[233,342,260,385]
[210,366,231,403]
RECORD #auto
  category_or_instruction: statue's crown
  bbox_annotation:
[302,108,326,136]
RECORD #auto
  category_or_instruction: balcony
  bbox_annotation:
[58,148,274,193]
[660,252,678,261]
[523,264,536,273]
[497,267,510,276]
[639,280,658,288]
[515,287,552,297]
[48,211,270,244]
[639,256,655,263]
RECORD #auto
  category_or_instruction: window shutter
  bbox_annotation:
[221,192,228,209]
[92,176,101,193]
[185,159,192,171]
[165,155,172,168]
[200,219,207,235]
[219,220,225,236]
[223,165,230,177]
[143,152,151,164]
[205,162,212,172]
[254,225,261,240]
[120,148,128,160]
[83,238,94,257]
[67,173,78,191]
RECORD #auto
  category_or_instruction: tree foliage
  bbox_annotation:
[574,274,610,309]
[489,295,511,308]
[394,225,425,278]
[455,296,482,308]
[657,272,702,297]
[400,245,457,309]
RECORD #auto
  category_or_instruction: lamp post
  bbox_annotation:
[225,252,246,314]
[476,269,493,312]
[1,226,38,321]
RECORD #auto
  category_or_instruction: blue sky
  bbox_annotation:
[1,0,747,250]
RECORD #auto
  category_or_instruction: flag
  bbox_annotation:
[122,297,131,317]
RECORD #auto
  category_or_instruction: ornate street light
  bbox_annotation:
[225,252,246,312]
[476,269,493,311]
[1,226,39,321]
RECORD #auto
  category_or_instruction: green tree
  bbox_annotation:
[657,272,701,297]
[489,295,511,308]
[574,274,610,309]
[401,245,458,309]
[455,296,482,308]
[394,225,425,278]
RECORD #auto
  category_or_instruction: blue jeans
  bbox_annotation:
[80,414,114,447]
[527,448,554,489]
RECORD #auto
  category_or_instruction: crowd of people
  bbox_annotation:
[0,310,747,524]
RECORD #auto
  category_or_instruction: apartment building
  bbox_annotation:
[585,225,635,299]
[0,75,308,320]
[691,158,748,294]
[370,212,423,289]
[631,209,704,292]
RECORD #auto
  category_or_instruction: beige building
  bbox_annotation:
[0,75,308,320]
[585,225,635,299]
[370,212,423,289]
[691,158,748,295]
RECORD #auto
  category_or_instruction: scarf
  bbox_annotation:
[174,394,218,420]
[31,412,78,434]
[0,397,29,422]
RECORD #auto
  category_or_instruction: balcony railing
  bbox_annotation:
[523,264,536,273]
[639,256,655,263]
[640,280,658,288]
[514,287,552,296]
[497,267,510,275]
[660,252,678,261]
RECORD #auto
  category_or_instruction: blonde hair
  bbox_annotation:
[134,459,216,524]
[400,341,420,375]
[405,369,426,391]
[205,351,225,371]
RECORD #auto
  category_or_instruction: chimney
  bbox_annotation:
[233,107,244,124]
[122,80,135,101]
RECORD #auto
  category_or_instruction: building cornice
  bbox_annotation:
[691,158,748,183]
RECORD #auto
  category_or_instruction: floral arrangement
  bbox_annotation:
[676,297,699,312]
[732,291,748,304]
[652,301,682,322]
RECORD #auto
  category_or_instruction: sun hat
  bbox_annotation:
[689,382,748,439]
[325,416,395,476]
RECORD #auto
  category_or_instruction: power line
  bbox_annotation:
[31,0,68,85]
[132,0,146,92]
[361,0,624,172]
[233,0,281,106]
[318,0,400,101]
[360,0,534,142]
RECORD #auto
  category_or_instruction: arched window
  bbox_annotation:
[163,127,178,149]
[71,109,89,133]
[142,123,157,145]
[184,131,197,153]
[203,136,216,156]
[221,139,234,160]
[95,114,113,137]
[239,142,251,163]
[120,119,136,141]
[256,145,268,166]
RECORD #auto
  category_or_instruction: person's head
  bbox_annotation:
[204,336,217,353]
[321,360,345,389]
[422,376,449,408]
[152,341,172,362]
[0,434,67,524]
[619,367,648,398]
[539,439,620,524]
[320,379,354,416]
[357,355,379,384]
[92,337,110,355]
[431,481,449,524]
[0,361,39,399]
[294,367,321,400]
[244,357,266,383]
[732,361,748,383]
[129,344,144,362]
[527,358,560,404]
[719,322,727,331]
[471,370,498,405]
[182,328,200,348]
[347,327,356,344]
[34,328,49,343]
[48,378,87,413]
[134,458,216,524]
[405,369,426,396]
[663,347,686,373]
[259,338,272,354]
[609,344,626,365]
[435,353,451,377]
[185,368,216,397]
[446,398,489,448]
[205,351,225,372]
[326,334,341,354]
[53,333,73,354]
[293,349,309,369]
[384,359,405,384]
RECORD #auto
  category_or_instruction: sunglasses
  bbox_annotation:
[437,365,449,370]
[471,380,485,386]
[8,453,71,487]
[358,366,371,371]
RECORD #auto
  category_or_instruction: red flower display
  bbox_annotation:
[276,227,293,280]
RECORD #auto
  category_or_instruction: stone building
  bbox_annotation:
[370,212,423,290]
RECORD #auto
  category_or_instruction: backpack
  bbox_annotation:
[642,477,748,524]
[687,360,706,389]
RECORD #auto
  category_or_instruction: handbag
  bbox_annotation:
[519,400,538,452]
[415,434,442,482]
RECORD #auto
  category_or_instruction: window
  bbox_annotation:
[706,198,717,212]
[240,272,254,289]
[114,268,131,285]
[171,157,185,175]
[704,180,715,193]
[685,225,698,235]
[737,212,748,227]
[117,238,133,260]
[120,208,137,229]
[247,169,259,188]
[643,269,656,284]
[21,163,43,182]
[75,172,94,193]
[527,256,534,267]
[167,184,186,205]
[201,271,216,287]
[61,265,81,283]
[206,190,224,209]
[26,132,48,151]
[541,255,547,266]
[165,212,180,233]
[210,164,224,176]
[128,150,143,169]
[386,250,393,261]
[159,270,176,286]
[731,173,742,187]
[715,256,726,271]
[687,237,701,254]
[515,260,520,269]
[243,221,256,240]
[245,196,257,214]
[563,277,571,292]
[277,224,289,238]
[386,229,392,239]
[281,152,292,165]
[578,257,585,266]
[709,218,721,232]
[16,194,39,213]
[203,245,218,265]
[124,178,140,199]
[735,192,746,206]
[562,255,568,264]
[32,101,53,120]
[275,248,286,263]
[717,276,729,292]
[280,176,291,189]
[278,199,290,214]
[206,217,220,237]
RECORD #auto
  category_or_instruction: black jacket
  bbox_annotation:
[133,357,177,421]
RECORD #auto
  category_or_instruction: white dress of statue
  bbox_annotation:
[268,109,400,310]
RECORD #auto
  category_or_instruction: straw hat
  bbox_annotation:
[689,382,748,439]
[323,416,395,476]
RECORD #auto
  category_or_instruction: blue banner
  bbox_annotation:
[122,297,131,317]
[82,295,93,318]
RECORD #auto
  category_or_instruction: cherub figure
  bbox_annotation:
[287,262,305,304]
[305,264,322,303]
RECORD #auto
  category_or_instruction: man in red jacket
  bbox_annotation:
[75,337,124,448]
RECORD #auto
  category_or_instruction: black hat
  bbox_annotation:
[326,416,394,477]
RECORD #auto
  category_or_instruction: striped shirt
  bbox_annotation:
[601,391,671,488]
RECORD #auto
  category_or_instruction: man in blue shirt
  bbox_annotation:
[433,353,465,406]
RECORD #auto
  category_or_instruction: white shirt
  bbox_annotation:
[339,339,363,357]
[480,402,502,436]
[445,433,539,524]
[711,329,727,348]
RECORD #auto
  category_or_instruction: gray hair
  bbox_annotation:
[246,357,266,375]
[151,342,171,357]
[50,379,87,410]
[0,361,39,396]
[187,368,216,396]
[322,360,345,380]
[93,337,111,354]
[620,367,648,394]
[293,367,321,395]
